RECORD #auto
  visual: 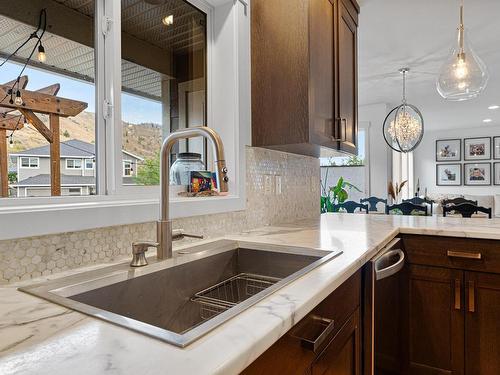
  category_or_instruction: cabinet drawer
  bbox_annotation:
[242,271,361,374]
[402,235,500,274]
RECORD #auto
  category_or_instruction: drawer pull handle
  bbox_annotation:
[468,280,475,313]
[447,250,482,260]
[292,315,335,353]
[454,279,461,310]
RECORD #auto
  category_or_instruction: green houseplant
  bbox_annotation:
[321,176,361,213]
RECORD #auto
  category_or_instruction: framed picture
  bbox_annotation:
[436,139,461,161]
[494,137,500,160]
[436,164,462,186]
[494,163,500,185]
[464,163,491,186]
[464,137,491,161]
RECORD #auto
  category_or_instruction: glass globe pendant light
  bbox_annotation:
[383,68,424,153]
[436,1,489,101]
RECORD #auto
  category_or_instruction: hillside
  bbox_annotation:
[8,111,162,160]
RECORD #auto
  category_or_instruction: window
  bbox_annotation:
[20,157,39,169]
[0,0,249,236]
[120,0,208,187]
[320,128,369,203]
[85,159,94,170]
[66,159,83,169]
[123,161,133,177]
[68,188,82,196]
[0,0,96,198]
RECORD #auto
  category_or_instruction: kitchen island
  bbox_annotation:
[1,214,500,375]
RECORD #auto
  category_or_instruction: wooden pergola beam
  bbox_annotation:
[0,129,7,197]
[0,85,87,117]
[49,114,61,196]
[0,115,25,131]
[19,109,53,143]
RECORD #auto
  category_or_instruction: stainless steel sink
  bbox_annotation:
[20,240,340,347]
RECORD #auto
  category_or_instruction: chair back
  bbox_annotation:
[386,202,429,216]
[334,201,369,214]
[443,203,492,219]
[442,197,477,207]
[403,197,435,215]
[360,196,387,212]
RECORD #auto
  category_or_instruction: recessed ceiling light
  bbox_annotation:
[488,105,499,110]
[483,118,492,123]
[162,14,174,26]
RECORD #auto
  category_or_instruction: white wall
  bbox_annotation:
[359,103,392,198]
[414,125,500,196]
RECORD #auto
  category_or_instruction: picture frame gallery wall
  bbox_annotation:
[435,136,500,186]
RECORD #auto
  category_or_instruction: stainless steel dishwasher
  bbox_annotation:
[363,237,406,375]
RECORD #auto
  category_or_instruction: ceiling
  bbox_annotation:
[358,0,500,131]
[0,0,205,101]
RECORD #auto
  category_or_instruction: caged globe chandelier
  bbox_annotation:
[383,68,424,153]
[436,0,489,101]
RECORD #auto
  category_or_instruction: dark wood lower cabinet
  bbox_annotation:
[242,271,361,375]
[464,271,500,375]
[311,308,361,375]
[401,235,500,375]
[407,265,464,375]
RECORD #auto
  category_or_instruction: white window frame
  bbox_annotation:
[66,159,83,170]
[122,160,133,177]
[85,159,95,170]
[0,0,250,240]
[19,157,39,169]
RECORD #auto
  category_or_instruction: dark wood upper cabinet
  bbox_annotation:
[251,0,359,157]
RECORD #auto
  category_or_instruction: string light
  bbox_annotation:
[37,43,46,62]
[14,90,22,106]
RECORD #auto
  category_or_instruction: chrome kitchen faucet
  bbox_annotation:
[130,127,229,267]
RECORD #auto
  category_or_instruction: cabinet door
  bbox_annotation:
[464,271,500,375]
[311,308,361,375]
[309,0,335,149]
[407,265,464,375]
[336,0,358,154]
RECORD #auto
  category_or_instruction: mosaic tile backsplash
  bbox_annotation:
[0,147,320,283]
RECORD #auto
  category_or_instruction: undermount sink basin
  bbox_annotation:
[20,240,340,347]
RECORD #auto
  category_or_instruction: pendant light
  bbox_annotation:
[436,0,488,101]
[383,68,424,153]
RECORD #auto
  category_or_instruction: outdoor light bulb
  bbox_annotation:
[37,44,46,62]
[14,91,22,106]
[162,14,174,26]
[9,136,13,148]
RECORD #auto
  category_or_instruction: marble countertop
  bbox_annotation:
[2,214,500,375]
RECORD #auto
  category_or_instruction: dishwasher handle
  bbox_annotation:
[375,249,405,281]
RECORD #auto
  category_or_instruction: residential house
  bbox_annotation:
[9,140,143,197]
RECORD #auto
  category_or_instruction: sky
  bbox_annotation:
[0,61,162,125]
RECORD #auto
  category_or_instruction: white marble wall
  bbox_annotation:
[0,147,320,283]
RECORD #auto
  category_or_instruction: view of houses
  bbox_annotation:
[9,139,143,197]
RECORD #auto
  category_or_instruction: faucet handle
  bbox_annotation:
[172,229,204,241]
[131,241,159,267]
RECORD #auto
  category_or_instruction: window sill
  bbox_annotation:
[0,194,245,241]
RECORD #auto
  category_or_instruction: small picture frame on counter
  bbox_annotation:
[436,164,462,186]
[464,163,491,186]
[464,137,491,161]
[436,139,461,161]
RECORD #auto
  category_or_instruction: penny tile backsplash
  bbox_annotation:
[0,147,319,283]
